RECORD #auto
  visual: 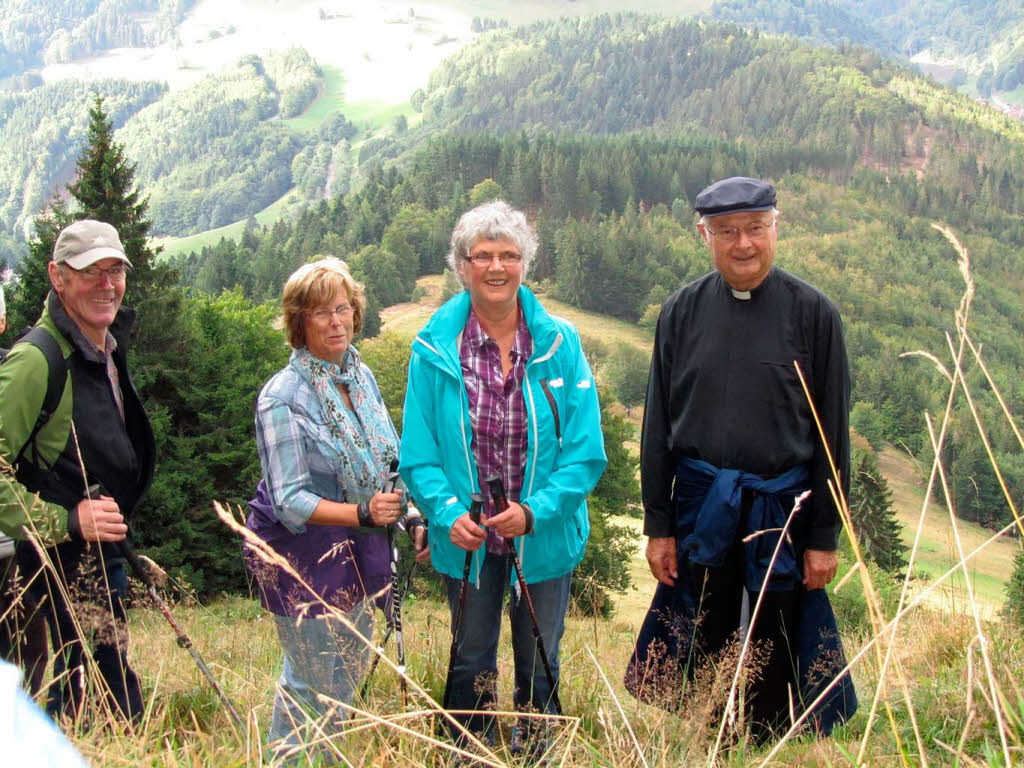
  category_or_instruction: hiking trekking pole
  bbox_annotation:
[369,459,411,704]
[357,522,426,703]
[441,494,484,711]
[117,538,244,729]
[485,475,562,714]
[86,485,244,728]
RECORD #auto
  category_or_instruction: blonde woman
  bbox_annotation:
[246,257,424,750]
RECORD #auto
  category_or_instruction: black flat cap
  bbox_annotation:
[694,176,776,217]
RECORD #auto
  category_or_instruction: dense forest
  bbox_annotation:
[116,47,343,235]
[407,16,1024,234]
[4,14,1024,261]
[708,0,1024,93]
[0,46,357,262]
[0,0,194,79]
[0,78,165,261]
[165,127,1024,536]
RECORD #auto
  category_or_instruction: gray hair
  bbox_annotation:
[446,200,538,287]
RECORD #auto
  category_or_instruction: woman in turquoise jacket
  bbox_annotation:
[400,201,606,754]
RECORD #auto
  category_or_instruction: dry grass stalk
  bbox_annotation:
[962,333,1024,455]
[586,645,649,768]
[794,360,928,766]
[705,490,809,767]
[1,451,136,738]
[867,333,967,765]
[756,516,1020,767]
[942,333,1024,539]
[925,412,1013,766]
[832,561,860,594]
[214,500,568,765]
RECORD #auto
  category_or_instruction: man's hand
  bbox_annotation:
[803,548,838,590]
[74,496,127,542]
[645,536,678,586]
[485,501,527,538]
[450,512,486,552]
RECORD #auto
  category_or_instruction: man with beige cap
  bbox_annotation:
[0,219,155,721]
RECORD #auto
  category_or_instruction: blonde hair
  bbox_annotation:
[278,256,366,349]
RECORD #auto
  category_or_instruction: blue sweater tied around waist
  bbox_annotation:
[625,457,858,735]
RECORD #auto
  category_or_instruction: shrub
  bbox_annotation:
[1003,544,1024,627]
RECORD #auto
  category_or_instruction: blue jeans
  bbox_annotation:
[443,550,571,738]
[269,600,373,751]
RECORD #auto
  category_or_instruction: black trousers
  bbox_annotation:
[687,540,801,740]
[19,546,143,722]
[0,555,49,694]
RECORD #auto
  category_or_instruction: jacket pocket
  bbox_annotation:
[539,378,562,444]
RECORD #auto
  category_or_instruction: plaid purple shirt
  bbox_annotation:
[460,307,533,554]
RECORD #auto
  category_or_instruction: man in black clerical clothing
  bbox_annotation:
[625,177,857,739]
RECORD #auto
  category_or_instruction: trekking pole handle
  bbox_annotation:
[383,457,400,494]
[485,476,508,512]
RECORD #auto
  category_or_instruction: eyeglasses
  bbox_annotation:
[704,220,776,242]
[308,304,355,323]
[68,263,129,282]
[464,251,523,267]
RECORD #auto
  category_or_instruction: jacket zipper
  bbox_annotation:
[520,333,563,577]
[414,334,481,582]
[539,379,562,444]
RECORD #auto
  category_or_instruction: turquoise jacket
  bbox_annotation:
[400,286,607,585]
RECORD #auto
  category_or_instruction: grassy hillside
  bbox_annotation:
[878,446,1015,614]
[60,522,1020,766]
[283,64,347,133]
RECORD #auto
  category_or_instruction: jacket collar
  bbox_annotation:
[414,285,560,371]
[46,290,137,360]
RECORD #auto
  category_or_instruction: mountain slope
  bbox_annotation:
[707,0,1024,97]
[407,15,1024,237]
[0,0,196,80]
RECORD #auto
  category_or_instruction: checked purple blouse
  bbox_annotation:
[460,307,533,554]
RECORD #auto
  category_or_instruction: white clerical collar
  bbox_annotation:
[731,288,751,300]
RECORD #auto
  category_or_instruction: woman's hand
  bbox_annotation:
[450,512,486,552]
[485,502,528,538]
[368,490,403,526]
[412,524,431,563]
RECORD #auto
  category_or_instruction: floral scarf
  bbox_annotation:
[293,345,398,502]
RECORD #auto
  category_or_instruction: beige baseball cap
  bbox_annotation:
[52,220,132,270]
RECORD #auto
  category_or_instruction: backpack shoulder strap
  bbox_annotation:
[10,326,68,467]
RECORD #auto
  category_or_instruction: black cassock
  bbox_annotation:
[629,267,857,735]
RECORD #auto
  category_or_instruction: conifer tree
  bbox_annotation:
[849,448,908,575]
[1003,545,1024,627]
[68,93,171,305]
[5,199,74,338]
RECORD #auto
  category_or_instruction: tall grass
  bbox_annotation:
[3,223,1023,765]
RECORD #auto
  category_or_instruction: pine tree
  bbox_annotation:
[6,199,74,337]
[848,448,908,575]
[68,93,171,305]
[1003,545,1024,627]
